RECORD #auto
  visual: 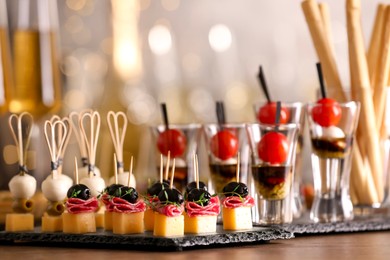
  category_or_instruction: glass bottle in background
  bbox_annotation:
[7,0,61,117]
[0,0,12,114]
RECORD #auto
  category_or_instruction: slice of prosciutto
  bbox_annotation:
[155,203,184,217]
[66,197,99,214]
[222,195,255,209]
[111,197,146,213]
[185,196,220,218]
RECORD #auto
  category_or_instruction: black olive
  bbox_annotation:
[67,184,91,200]
[187,188,211,206]
[185,181,207,195]
[158,188,183,205]
[147,182,170,196]
[105,184,124,196]
[222,182,249,198]
[114,186,138,203]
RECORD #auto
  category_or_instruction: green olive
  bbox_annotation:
[46,201,65,216]
[12,198,34,213]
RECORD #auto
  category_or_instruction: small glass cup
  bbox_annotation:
[150,124,202,192]
[306,101,360,223]
[254,102,305,218]
[203,123,250,194]
[246,123,299,225]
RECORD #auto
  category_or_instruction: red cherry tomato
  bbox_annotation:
[257,102,290,124]
[210,130,239,160]
[157,129,187,157]
[311,98,342,127]
[257,131,288,165]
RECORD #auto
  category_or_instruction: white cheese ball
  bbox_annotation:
[77,166,101,180]
[213,157,237,165]
[42,174,74,202]
[9,174,37,199]
[80,175,106,197]
[109,172,137,188]
[319,125,345,138]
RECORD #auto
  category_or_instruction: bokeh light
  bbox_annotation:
[148,24,172,55]
[208,24,232,52]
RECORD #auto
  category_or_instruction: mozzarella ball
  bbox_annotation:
[9,174,37,199]
[42,175,73,202]
[77,166,101,180]
[80,175,106,197]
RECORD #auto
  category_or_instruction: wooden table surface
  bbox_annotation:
[1,231,390,260]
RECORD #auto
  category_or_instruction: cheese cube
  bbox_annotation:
[184,213,217,234]
[153,212,184,237]
[5,213,34,232]
[95,212,104,228]
[144,208,154,231]
[222,206,252,230]
[112,212,144,234]
[104,211,113,231]
[62,212,96,234]
[41,213,63,232]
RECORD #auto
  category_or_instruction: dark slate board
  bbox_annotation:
[277,216,390,235]
[0,225,293,251]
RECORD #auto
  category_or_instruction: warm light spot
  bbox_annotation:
[124,86,157,125]
[182,53,201,73]
[188,88,214,121]
[208,24,232,52]
[225,82,249,110]
[84,53,108,75]
[100,37,113,55]
[148,24,172,55]
[3,145,18,165]
[64,15,84,34]
[71,27,91,45]
[61,56,80,77]
[66,0,87,11]
[64,89,87,110]
[161,0,180,11]
[140,0,151,11]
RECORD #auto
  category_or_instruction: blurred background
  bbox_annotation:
[0,0,384,192]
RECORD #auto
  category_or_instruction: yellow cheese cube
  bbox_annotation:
[62,212,96,234]
[95,212,104,228]
[222,206,253,230]
[5,213,34,232]
[112,212,144,234]
[153,212,184,237]
[184,213,217,234]
[104,211,113,231]
[144,208,154,231]
[41,213,63,232]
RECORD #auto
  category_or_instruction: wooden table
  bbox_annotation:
[1,231,390,259]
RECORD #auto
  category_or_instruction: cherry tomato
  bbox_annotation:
[157,129,187,157]
[257,131,288,164]
[210,130,239,161]
[257,102,290,124]
[311,98,342,127]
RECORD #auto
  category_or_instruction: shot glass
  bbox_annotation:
[203,123,250,194]
[306,101,360,223]
[246,123,299,225]
[150,124,202,192]
[254,102,305,218]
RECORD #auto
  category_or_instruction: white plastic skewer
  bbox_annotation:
[114,153,118,185]
[170,159,176,189]
[128,156,134,187]
[160,154,163,183]
[164,151,170,180]
[236,152,240,182]
[74,157,79,184]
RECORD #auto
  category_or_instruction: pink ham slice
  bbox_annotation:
[66,197,99,214]
[155,203,184,217]
[185,196,220,217]
[110,197,146,213]
[222,195,255,209]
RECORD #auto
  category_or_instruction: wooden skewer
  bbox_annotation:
[236,152,240,183]
[69,110,91,166]
[164,151,170,180]
[8,112,33,175]
[194,154,199,189]
[170,159,176,189]
[80,111,101,177]
[74,157,79,185]
[114,153,118,185]
[160,154,163,183]
[128,156,134,187]
[107,111,128,175]
[43,119,68,178]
